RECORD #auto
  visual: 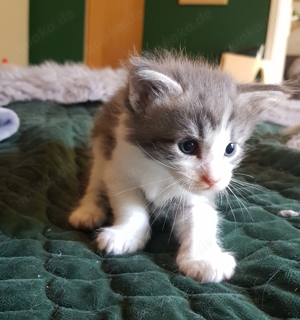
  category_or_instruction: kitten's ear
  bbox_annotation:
[237,83,287,115]
[128,63,183,112]
[237,83,291,96]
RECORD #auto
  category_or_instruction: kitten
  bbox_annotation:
[69,51,284,282]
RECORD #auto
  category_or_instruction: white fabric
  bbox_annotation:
[0,108,19,142]
[0,62,128,107]
[0,62,127,142]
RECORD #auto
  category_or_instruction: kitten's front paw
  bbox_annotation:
[69,205,106,230]
[97,227,149,254]
[176,251,236,283]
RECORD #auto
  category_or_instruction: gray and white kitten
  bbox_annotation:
[69,52,284,282]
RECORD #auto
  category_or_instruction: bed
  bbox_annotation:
[0,100,299,319]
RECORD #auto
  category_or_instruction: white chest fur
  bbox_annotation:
[105,113,180,207]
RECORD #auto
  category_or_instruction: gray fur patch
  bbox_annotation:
[92,51,285,192]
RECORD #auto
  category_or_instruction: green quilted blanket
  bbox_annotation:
[0,101,300,320]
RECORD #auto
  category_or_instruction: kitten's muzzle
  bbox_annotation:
[202,174,221,188]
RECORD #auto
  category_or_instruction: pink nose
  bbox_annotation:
[202,175,220,187]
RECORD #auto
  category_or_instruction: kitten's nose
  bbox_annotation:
[202,174,220,187]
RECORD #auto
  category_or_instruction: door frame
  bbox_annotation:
[264,0,292,82]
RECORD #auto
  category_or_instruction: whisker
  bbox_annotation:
[228,185,254,222]
[169,160,180,170]
[223,188,237,228]
[150,201,169,228]
[169,191,183,243]
[231,178,266,192]
[145,178,184,212]
[162,201,173,230]
[231,178,267,196]
[234,173,254,179]
[169,181,192,242]
[145,179,184,237]
[137,142,176,170]
[151,142,157,150]
[229,182,251,203]
[149,182,181,228]
[113,177,173,196]
[231,180,269,206]
[227,185,249,223]
[149,180,186,237]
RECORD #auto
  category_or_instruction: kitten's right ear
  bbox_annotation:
[128,59,183,112]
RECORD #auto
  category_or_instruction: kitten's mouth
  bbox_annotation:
[201,175,221,188]
[177,174,226,194]
[179,180,217,194]
[195,180,226,193]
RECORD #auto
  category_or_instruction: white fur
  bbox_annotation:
[201,128,235,190]
[174,195,236,282]
[69,112,240,282]
[172,127,235,193]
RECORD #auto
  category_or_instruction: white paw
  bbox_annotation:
[69,205,106,230]
[176,251,236,282]
[96,227,150,254]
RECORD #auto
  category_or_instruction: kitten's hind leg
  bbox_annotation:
[69,138,107,230]
[96,189,150,254]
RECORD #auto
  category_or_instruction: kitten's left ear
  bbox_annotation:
[237,83,291,96]
[237,83,287,115]
[128,60,183,112]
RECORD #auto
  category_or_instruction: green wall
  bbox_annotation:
[29,0,85,64]
[29,0,271,65]
[143,0,271,61]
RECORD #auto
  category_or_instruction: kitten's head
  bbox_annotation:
[125,51,285,194]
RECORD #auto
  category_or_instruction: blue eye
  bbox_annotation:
[179,139,198,155]
[225,143,236,157]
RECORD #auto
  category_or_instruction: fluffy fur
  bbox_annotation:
[69,51,284,282]
[0,62,127,107]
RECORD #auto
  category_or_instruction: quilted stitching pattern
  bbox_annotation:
[0,102,299,319]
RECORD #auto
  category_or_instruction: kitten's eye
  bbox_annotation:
[179,139,198,155]
[225,143,236,157]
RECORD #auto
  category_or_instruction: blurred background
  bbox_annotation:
[0,0,299,83]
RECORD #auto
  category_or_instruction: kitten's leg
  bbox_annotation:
[96,189,150,254]
[174,197,236,282]
[69,138,107,230]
